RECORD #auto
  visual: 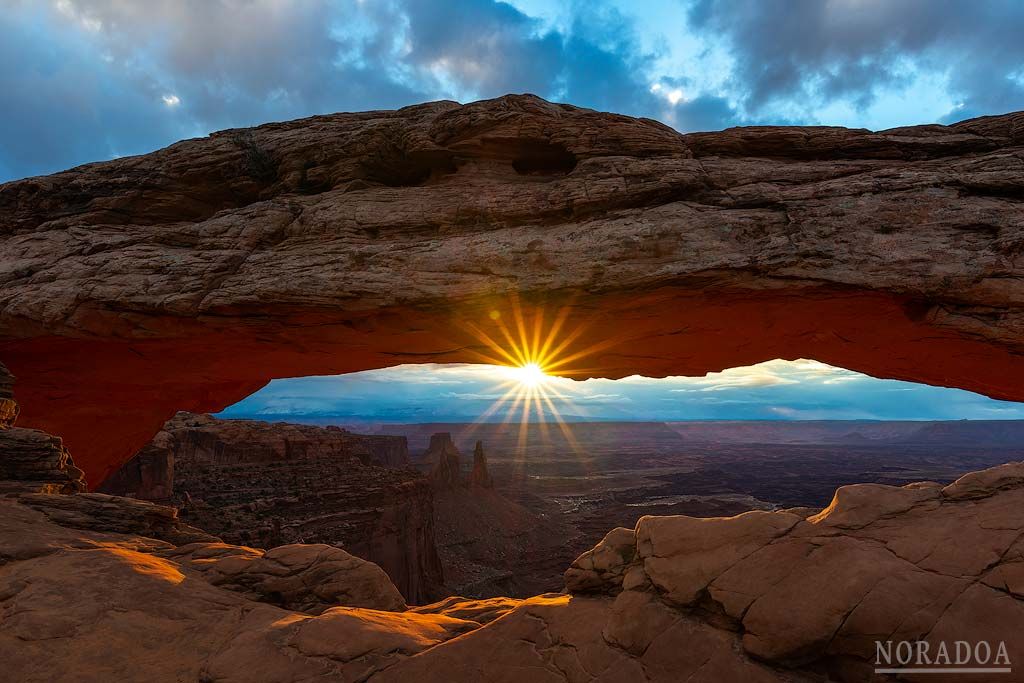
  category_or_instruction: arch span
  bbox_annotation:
[1,95,1023,483]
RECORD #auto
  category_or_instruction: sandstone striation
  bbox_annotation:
[0,363,86,495]
[103,411,444,604]
[15,491,216,546]
[1,97,1023,482]
[0,428,87,495]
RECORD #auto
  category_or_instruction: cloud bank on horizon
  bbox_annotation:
[3,0,1024,182]
[218,359,1024,422]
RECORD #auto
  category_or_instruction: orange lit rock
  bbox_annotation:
[2,460,1024,681]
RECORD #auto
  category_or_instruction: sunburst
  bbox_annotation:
[458,294,627,464]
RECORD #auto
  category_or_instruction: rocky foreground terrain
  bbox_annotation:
[101,412,444,603]
[103,413,571,600]
[2,362,1024,682]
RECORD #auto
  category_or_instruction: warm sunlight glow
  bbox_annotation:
[507,362,549,387]
[456,294,628,461]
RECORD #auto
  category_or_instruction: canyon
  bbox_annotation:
[100,412,444,603]
[2,95,1024,681]
[2,365,1024,681]
[102,412,568,600]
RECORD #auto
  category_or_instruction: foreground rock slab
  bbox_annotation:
[567,462,1024,681]
[0,500,469,683]
[4,461,1024,680]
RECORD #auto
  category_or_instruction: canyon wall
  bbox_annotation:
[102,412,444,604]
[1,96,1023,482]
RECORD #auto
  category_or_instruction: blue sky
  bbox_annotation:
[220,360,1024,422]
[3,0,1024,181]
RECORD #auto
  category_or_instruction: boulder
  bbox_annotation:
[161,541,407,614]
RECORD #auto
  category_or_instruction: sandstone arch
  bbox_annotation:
[1,95,1023,484]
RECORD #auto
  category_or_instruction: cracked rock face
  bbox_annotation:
[1,96,1023,482]
[566,462,1024,679]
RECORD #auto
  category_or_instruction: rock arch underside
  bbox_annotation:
[2,95,1024,682]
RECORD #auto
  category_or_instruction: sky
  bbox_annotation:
[3,0,1024,182]
[219,359,1024,422]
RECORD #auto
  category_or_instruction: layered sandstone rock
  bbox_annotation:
[102,411,411,502]
[0,428,87,495]
[15,491,216,546]
[103,412,444,604]
[0,364,86,495]
[2,97,1023,483]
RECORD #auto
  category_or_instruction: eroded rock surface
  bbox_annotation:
[566,462,1024,679]
[15,491,216,545]
[0,500,476,683]
[3,457,1024,681]
[0,428,86,495]
[2,96,1024,482]
[160,541,407,614]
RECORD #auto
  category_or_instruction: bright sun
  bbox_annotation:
[460,294,624,451]
[509,362,548,387]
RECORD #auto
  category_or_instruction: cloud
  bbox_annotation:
[3,1,1023,182]
[0,0,740,182]
[686,0,1024,123]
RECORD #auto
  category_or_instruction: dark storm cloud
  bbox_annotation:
[687,0,1024,123]
[0,0,740,182]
